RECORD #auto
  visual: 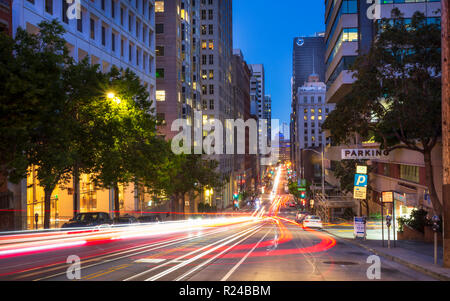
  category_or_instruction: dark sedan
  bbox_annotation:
[62,212,113,228]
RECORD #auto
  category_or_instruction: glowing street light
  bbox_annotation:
[107,92,121,105]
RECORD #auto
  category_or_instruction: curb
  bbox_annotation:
[323,229,450,281]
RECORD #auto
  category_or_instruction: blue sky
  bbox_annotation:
[233,0,325,129]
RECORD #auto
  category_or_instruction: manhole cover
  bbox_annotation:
[323,261,359,266]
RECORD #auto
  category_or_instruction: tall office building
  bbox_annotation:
[291,35,325,177]
[199,0,233,209]
[294,74,335,182]
[263,94,272,147]
[232,49,257,194]
[324,0,442,215]
[155,0,201,140]
[10,0,156,229]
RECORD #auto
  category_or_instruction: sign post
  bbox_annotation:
[354,216,366,240]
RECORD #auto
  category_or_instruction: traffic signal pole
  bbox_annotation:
[442,0,450,268]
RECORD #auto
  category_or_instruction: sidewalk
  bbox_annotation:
[325,225,450,281]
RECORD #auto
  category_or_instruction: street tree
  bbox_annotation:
[90,67,165,219]
[322,9,443,214]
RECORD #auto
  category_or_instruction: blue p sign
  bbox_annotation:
[354,174,368,187]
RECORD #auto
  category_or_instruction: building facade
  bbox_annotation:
[8,0,156,229]
[294,74,335,183]
[199,0,233,209]
[290,35,325,178]
[0,0,12,35]
[154,0,201,140]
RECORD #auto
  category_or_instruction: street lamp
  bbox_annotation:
[107,92,121,105]
[302,144,325,198]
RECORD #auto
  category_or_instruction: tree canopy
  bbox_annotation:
[322,9,442,214]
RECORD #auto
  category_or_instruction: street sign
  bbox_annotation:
[356,165,368,175]
[354,174,368,187]
[354,186,367,200]
[382,191,394,203]
[354,217,366,239]
[342,149,390,160]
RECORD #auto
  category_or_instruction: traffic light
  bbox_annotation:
[300,191,306,199]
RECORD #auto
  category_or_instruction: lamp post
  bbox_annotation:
[303,144,325,198]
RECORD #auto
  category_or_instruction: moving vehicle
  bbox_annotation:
[137,215,161,224]
[302,215,323,229]
[62,212,113,228]
[295,211,309,222]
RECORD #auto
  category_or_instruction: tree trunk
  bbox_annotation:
[73,163,80,218]
[423,149,443,215]
[44,188,53,229]
[113,183,120,219]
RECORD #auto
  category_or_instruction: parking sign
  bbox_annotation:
[354,174,368,187]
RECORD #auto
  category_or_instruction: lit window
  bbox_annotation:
[156,90,166,101]
[155,1,164,12]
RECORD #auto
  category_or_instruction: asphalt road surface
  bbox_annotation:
[0,166,435,281]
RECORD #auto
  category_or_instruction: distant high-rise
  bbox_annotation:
[292,36,325,104]
[291,36,325,177]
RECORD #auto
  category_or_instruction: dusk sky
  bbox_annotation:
[233,0,325,130]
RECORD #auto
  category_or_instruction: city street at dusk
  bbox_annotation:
[0,0,449,296]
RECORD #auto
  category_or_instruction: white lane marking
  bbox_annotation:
[123,223,261,281]
[135,258,166,264]
[175,226,263,281]
[221,228,271,281]
[33,225,238,281]
[143,225,263,281]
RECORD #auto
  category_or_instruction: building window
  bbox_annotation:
[101,26,106,46]
[155,24,164,34]
[156,90,166,101]
[45,0,53,15]
[120,7,124,26]
[111,33,116,51]
[62,0,69,23]
[155,1,164,12]
[202,100,208,110]
[209,85,214,95]
[90,18,95,40]
[202,55,207,65]
[156,68,165,79]
[77,11,83,32]
[101,0,105,10]
[208,24,213,35]
[209,70,214,80]
[208,9,213,20]
[121,39,124,57]
[400,165,419,183]
[111,0,116,18]
[156,46,164,56]
[208,40,214,50]
[209,99,214,110]
[209,54,213,65]
[129,44,133,62]
[202,85,207,95]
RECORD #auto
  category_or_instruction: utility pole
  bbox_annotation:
[442,0,450,268]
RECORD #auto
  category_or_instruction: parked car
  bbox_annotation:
[137,215,161,224]
[114,215,139,225]
[302,215,323,229]
[295,211,309,222]
[62,212,113,228]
